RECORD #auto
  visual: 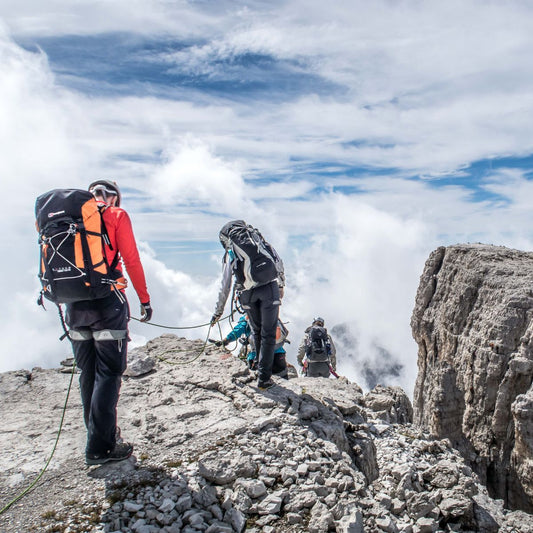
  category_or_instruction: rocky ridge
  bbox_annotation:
[1,334,532,532]
[412,244,533,513]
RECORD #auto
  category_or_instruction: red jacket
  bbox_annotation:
[102,205,150,304]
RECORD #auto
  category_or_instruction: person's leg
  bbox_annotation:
[240,290,262,366]
[307,362,330,377]
[69,332,96,428]
[256,282,280,385]
[66,305,97,429]
[87,337,126,454]
[86,298,128,455]
[272,351,288,379]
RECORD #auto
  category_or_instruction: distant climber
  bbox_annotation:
[297,317,337,378]
[210,220,285,390]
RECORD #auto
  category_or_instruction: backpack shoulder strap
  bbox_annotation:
[97,205,121,272]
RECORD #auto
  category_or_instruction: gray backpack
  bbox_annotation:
[305,326,330,363]
[219,220,279,290]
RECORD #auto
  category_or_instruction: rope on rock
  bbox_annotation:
[0,362,77,515]
[130,313,231,330]
[0,312,239,514]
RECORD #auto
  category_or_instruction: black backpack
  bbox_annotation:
[306,325,330,363]
[35,189,119,305]
[220,221,279,290]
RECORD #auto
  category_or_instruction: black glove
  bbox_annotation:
[140,302,153,322]
[210,313,221,326]
[213,338,229,347]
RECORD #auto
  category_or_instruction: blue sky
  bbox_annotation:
[2,0,533,394]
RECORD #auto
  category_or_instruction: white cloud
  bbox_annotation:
[0,0,220,37]
[149,137,256,217]
[272,196,431,394]
[2,3,533,401]
[0,24,85,193]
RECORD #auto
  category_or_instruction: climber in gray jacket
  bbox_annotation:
[297,317,337,378]
[210,220,285,390]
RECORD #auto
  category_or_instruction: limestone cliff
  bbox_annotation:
[412,244,533,513]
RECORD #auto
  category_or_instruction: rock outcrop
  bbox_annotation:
[2,333,532,532]
[412,244,533,513]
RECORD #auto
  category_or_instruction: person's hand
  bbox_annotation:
[279,286,284,299]
[140,302,152,322]
[210,313,221,326]
[216,339,230,347]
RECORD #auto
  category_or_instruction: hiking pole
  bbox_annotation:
[329,365,340,379]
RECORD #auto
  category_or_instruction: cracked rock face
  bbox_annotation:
[412,244,533,513]
[1,333,532,532]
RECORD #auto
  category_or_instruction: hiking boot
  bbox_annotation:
[257,379,275,390]
[86,442,133,465]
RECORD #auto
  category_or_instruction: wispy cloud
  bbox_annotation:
[2,2,533,396]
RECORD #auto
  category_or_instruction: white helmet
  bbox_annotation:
[88,179,121,207]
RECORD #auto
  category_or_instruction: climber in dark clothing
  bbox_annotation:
[66,180,152,465]
[210,220,285,390]
[297,317,337,378]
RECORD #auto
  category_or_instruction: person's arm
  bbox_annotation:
[225,317,249,342]
[328,335,337,370]
[297,337,307,366]
[114,210,150,304]
[212,254,233,323]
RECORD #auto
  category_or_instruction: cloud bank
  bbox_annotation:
[2,2,533,398]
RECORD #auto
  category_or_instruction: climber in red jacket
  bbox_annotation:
[65,179,152,465]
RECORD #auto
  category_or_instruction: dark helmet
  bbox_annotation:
[88,179,121,207]
[313,316,325,327]
[219,220,247,249]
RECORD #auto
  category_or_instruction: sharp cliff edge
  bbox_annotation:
[412,244,533,515]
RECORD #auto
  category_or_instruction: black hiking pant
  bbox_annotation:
[272,352,288,379]
[65,294,129,455]
[249,351,288,379]
[240,281,281,384]
[307,361,331,378]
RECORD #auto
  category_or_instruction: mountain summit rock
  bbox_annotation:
[412,244,533,514]
[1,244,533,531]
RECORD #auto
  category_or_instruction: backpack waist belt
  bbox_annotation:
[69,329,93,341]
[93,329,127,341]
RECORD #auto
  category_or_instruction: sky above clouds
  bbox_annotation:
[2,1,533,395]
